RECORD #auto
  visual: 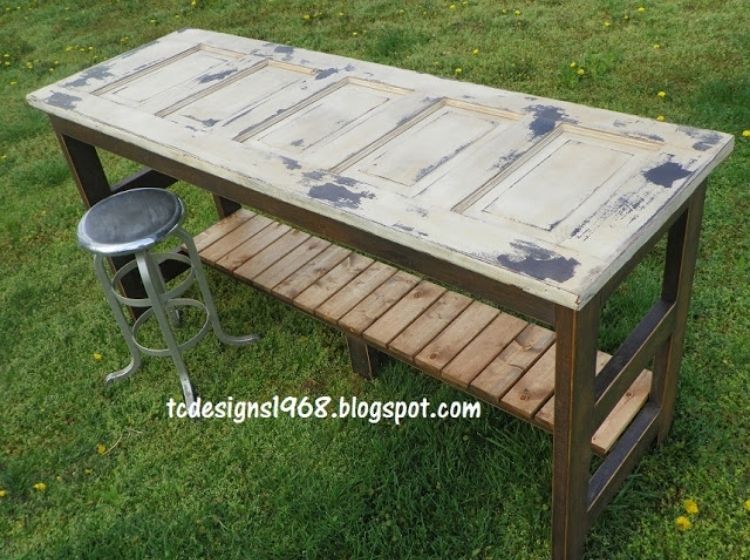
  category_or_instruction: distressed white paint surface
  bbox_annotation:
[27,29,734,309]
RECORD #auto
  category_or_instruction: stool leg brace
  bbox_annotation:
[92,227,258,405]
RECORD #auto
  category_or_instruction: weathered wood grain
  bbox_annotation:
[338,270,420,335]
[414,300,499,374]
[314,261,396,322]
[293,253,373,313]
[388,291,473,362]
[441,312,528,388]
[469,324,556,403]
[253,236,331,291]
[363,280,446,346]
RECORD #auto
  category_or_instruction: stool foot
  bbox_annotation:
[177,228,260,349]
[104,355,142,384]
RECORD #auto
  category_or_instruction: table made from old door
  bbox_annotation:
[26,29,734,560]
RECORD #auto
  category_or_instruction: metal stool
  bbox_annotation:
[77,187,258,405]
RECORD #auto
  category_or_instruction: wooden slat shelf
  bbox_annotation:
[193,209,652,455]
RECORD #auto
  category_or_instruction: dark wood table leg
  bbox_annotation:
[213,194,241,218]
[345,335,384,380]
[652,182,707,444]
[551,300,600,560]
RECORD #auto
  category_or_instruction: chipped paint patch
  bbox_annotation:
[290,138,304,147]
[274,45,295,61]
[279,156,301,170]
[65,65,113,87]
[47,91,81,109]
[497,240,579,282]
[198,68,236,83]
[692,132,721,151]
[415,140,473,181]
[315,67,339,80]
[334,175,357,187]
[309,183,374,209]
[526,105,572,137]
[643,161,691,188]
[303,170,325,181]
[407,206,429,218]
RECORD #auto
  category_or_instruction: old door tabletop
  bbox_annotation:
[26,28,733,310]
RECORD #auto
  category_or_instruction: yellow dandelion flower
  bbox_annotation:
[653,43,661,49]
[637,6,646,12]
[454,67,462,75]
[657,90,667,98]
[88,46,94,51]
[514,9,521,16]
[352,31,358,36]
[604,21,611,27]
[149,18,157,24]
[741,130,750,138]
[656,115,665,121]
[472,48,479,55]
[3,61,9,66]
[191,0,196,5]
[10,81,16,86]
[623,14,630,20]
[303,13,310,20]
[683,499,699,515]
[96,443,107,455]
[65,45,73,51]
[675,516,691,531]
[0,489,7,498]
[577,68,585,76]
[744,498,750,511]
[93,352,103,361]
[33,482,47,492]
[3,53,9,58]
[338,11,344,16]
[569,61,577,68]
[449,4,456,10]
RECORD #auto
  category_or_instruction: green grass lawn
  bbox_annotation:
[1,1,749,558]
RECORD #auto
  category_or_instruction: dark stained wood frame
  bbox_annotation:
[50,113,708,560]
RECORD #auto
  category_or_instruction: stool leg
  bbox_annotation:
[150,256,182,327]
[136,251,196,406]
[93,254,142,383]
[176,228,259,347]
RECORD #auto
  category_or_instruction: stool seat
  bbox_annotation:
[77,188,184,256]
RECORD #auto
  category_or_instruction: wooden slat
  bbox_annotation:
[253,236,331,291]
[441,312,528,388]
[201,214,273,264]
[592,369,652,454]
[314,261,396,322]
[234,229,310,281]
[503,349,609,420]
[273,244,352,302]
[469,324,555,403]
[194,209,255,253]
[534,368,652,455]
[338,270,420,335]
[414,300,498,374]
[363,280,446,346]
[500,345,557,419]
[388,291,472,361]
[217,220,290,271]
[534,351,616,431]
[293,253,373,313]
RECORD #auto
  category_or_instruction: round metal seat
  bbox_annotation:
[77,188,184,256]
[78,188,258,406]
